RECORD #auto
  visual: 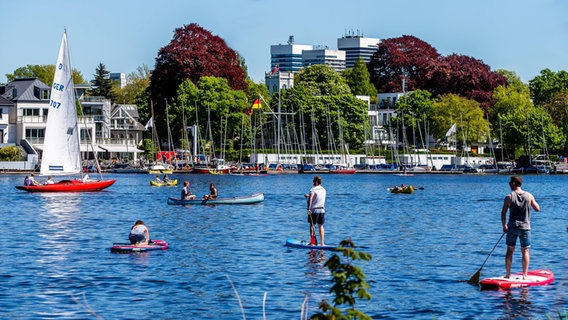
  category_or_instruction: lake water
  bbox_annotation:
[1,172,566,319]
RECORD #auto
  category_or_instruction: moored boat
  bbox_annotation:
[167,193,265,205]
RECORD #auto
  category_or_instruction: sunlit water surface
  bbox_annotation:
[0,173,566,319]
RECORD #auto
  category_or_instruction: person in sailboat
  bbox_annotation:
[45,176,55,185]
[129,220,150,245]
[202,183,218,200]
[28,173,40,186]
[182,181,196,200]
[305,176,326,246]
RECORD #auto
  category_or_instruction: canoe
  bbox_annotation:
[285,238,338,251]
[150,179,178,186]
[167,192,265,205]
[479,269,554,290]
[110,239,169,253]
[388,186,414,194]
[16,179,116,192]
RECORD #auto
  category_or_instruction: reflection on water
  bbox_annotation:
[503,288,531,319]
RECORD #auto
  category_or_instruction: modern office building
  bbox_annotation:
[337,34,380,68]
[270,35,313,73]
[302,48,346,72]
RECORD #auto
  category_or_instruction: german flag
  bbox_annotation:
[251,99,261,109]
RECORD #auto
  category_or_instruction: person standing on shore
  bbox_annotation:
[305,176,326,246]
[501,176,540,279]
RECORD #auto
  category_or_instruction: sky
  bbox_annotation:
[1,0,567,85]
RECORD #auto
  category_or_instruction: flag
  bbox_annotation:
[251,99,261,109]
[145,117,153,130]
[445,123,456,136]
[270,64,279,75]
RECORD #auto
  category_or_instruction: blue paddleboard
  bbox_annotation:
[285,238,338,251]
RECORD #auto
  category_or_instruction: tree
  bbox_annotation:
[113,65,152,122]
[173,76,248,159]
[149,23,247,105]
[368,35,440,93]
[89,63,115,101]
[310,239,372,320]
[430,94,488,147]
[424,54,507,112]
[394,89,435,147]
[542,90,568,150]
[6,64,85,85]
[529,68,568,106]
[295,65,351,96]
[341,57,378,103]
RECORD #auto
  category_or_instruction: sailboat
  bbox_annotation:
[16,31,116,192]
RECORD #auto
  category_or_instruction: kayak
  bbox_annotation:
[110,239,169,253]
[167,193,264,205]
[285,238,338,251]
[150,179,178,186]
[479,269,554,290]
[388,186,414,194]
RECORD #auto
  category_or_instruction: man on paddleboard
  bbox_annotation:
[305,176,326,246]
[501,176,540,279]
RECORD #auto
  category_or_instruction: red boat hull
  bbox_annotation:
[330,169,356,174]
[480,269,554,290]
[16,179,116,192]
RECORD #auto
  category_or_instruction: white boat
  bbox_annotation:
[16,32,115,192]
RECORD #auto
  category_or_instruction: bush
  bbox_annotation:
[0,146,23,161]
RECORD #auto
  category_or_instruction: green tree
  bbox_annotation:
[310,239,372,320]
[542,90,568,150]
[529,68,568,106]
[492,84,565,157]
[0,146,23,161]
[341,57,377,104]
[6,64,85,85]
[173,76,248,159]
[295,65,351,96]
[393,89,435,147]
[89,62,115,101]
[113,65,152,123]
[431,94,488,147]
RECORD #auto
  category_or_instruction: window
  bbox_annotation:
[0,108,3,119]
[24,109,40,116]
[25,128,45,141]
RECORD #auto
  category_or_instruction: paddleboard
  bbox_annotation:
[479,269,554,289]
[110,239,169,253]
[285,238,338,251]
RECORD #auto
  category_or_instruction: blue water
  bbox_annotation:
[1,173,566,319]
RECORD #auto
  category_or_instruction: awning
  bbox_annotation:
[98,145,144,153]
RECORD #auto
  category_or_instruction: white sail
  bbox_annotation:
[40,32,82,176]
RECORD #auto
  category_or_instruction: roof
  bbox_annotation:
[0,95,13,106]
[1,78,50,102]
[112,104,140,119]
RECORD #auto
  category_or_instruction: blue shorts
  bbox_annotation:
[506,228,531,248]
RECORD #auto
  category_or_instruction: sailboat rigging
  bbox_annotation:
[16,31,115,192]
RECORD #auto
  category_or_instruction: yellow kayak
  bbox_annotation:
[388,186,414,194]
[150,179,178,187]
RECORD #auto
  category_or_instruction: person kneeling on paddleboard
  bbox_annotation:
[129,220,150,245]
[305,176,326,246]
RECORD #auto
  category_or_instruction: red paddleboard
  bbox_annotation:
[480,269,554,290]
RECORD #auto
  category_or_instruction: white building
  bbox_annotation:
[302,48,346,72]
[337,34,380,68]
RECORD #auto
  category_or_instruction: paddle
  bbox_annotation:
[467,233,505,285]
[306,195,317,245]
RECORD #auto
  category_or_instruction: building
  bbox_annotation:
[270,35,313,73]
[109,72,127,89]
[337,34,380,69]
[0,77,145,169]
[302,48,346,72]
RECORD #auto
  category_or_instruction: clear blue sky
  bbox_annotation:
[1,0,567,85]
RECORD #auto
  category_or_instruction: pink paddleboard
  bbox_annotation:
[480,269,554,289]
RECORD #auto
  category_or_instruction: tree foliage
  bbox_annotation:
[295,65,351,96]
[89,63,115,101]
[6,64,85,85]
[0,146,23,161]
[113,65,152,122]
[542,90,568,150]
[310,239,372,320]
[430,94,488,146]
[341,57,377,103]
[368,35,506,112]
[149,23,247,105]
[173,76,248,157]
[368,35,440,93]
[529,68,568,106]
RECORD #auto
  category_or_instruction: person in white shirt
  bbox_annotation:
[129,220,150,245]
[305,176,327,246]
